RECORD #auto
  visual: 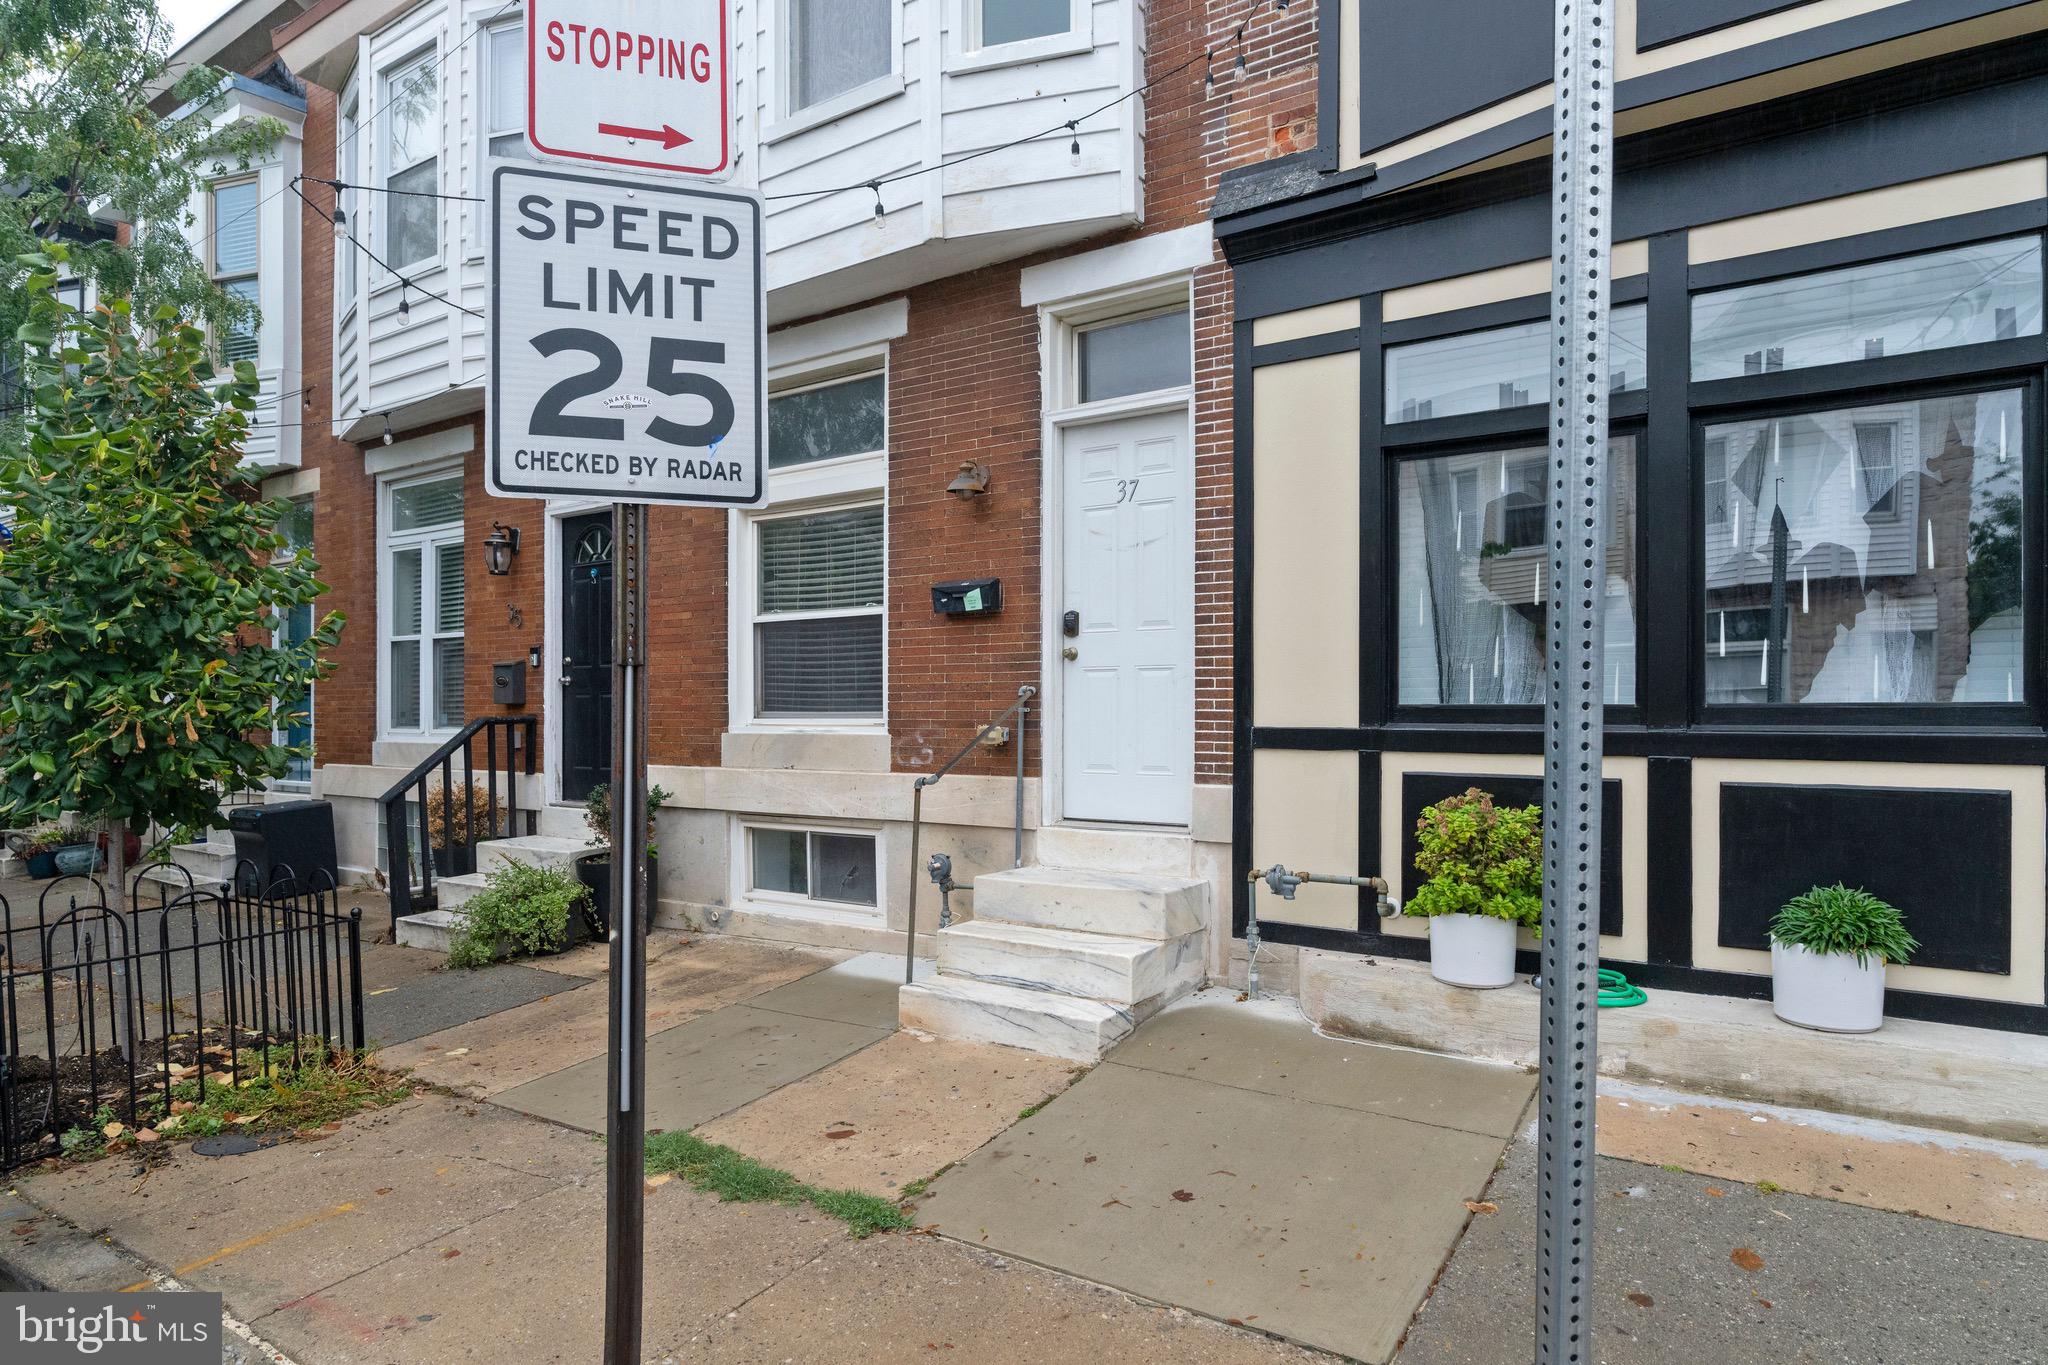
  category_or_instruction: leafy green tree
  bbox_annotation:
[0,0,281,396]
[0,249,341,907]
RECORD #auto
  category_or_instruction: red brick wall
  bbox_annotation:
[296,86,379,769]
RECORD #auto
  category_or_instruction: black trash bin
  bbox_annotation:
[227,800,339,894]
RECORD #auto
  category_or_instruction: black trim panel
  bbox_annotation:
[1715,783,2014,974]
[1637,0,1818,51]
[1356,1,1551,157]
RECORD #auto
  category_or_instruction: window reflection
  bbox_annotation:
[1701,390,2024,705]
[1397,437,1638,705]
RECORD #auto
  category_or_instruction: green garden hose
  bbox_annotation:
[1598,968,1648,1008]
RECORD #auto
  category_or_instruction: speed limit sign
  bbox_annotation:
[487,164,764,505]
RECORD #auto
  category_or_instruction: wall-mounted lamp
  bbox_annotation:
[946,460,991,500]
[482,522,521,576]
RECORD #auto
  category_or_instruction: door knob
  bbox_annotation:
[560,654,573,685]
[1062,646,1079,661]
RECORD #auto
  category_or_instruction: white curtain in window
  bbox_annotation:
[791,0,890,110]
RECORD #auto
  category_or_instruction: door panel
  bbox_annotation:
[1060,410,1193,825]
[559,512,613,804]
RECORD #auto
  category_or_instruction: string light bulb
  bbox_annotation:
[397,285,410,321]
[869,182,885,227]
[381,413,393,446]
[1067,121,1080,165]
[331,198,347,240]
[302,383,314,412]
[1235,48,1248,77]
[1204,54,1215,92]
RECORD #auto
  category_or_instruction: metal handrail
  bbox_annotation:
[903,685,1037,984]
[375,716,538,930]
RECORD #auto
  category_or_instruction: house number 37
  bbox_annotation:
[1114,478,1141,504]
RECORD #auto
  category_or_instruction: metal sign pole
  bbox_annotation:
[1538,1,1613,1360]
[602,500,650,1365]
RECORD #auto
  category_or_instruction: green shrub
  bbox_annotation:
[1769,884,1917,968]
[582,781,675,855]
[448,860,590,969]
[1403,787,1543,930]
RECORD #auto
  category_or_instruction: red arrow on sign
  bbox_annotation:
[597,122,693,150]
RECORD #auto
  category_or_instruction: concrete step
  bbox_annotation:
[395,908,461,953]
[1035,825,1194,876]
[899,976,1135,1063]
[938,920,1205,1014]
[139,837,238,890]
[970,865,1206,941]
[432,871,489,913]
[476,834,589,875]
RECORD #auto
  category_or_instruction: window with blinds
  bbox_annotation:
[211,181,260,366]
[384,474,465,734]
[753,504,884,718]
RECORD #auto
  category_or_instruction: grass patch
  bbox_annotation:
[1017,1101,1046,1120]
[60,1048,411,1161]
[1755,1179,1782,1195]
[899,1161,955,1201]
[644,1130,911,1238]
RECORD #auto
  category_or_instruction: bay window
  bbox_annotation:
[210,179,260,367]
[788,0,891,113]
[384,474,465,734]
[483,20,530,162]
[383,51,439,270]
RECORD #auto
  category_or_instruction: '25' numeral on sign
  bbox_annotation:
[529,328,735,446]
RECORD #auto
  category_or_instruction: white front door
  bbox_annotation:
[1059,409,1194,825]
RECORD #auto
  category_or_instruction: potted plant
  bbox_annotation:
[12,823,68,880]
[424,782,504,878]
[575,782,672,938]
[447,861,593,968]
[1768,883,1918,1033]
[1404,788,1542,989]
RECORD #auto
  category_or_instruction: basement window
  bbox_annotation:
[748,826,879,909]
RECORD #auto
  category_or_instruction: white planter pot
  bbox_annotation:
[1771,941,1887,1033]
[1428,913,1518,989]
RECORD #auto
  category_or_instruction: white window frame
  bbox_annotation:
[730,818,883,919]
[767,0,905,143]
[208,177,262,368]
[379,45,442,277]
[476,14,530,187]
[949,0,1090,73]
[378,468,466,741]
[335,88,361,317]
[729,351,891,733]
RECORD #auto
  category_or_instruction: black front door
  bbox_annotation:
[560,513,613,804]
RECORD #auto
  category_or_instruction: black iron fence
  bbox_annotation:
[0,863,365,1173]
[377,715,538,931]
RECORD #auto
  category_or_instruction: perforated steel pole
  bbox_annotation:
[1539,2,1612,1361]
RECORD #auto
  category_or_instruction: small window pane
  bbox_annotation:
[769,374,886,468]
[752,829,808,895]
[391,476,463,531]
[757,616,884,716]
[388,58,436,168]
[220,278,261,365]
[759,507,884,614]
[1079,310,1191,403]
[435,542,466,632]
[432,638,465,729]
[1387,305,1647,424]
[1702,390,2025,706]
[982,0,1069,46]
[1397,436,1638,705]
[213,183,259,275]
[810,833,877,906]
[386,160,439,267]
[390,547,423,635]
[792,0,890,110]
[389,640,421,729]
[1690,237,2043,382]
[487,25,524,134]
[279,499,314,555]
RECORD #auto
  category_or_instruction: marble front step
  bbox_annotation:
[970,865,1206,941]
[431,871,488,913]
[898,977,1135,1063]
[476,834,588,875]
[938,920,1204,1014]
[394,907,460,953]
[1034,826,1194,876]
[140,836,239,890]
